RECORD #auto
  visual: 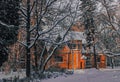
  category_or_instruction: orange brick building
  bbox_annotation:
[6,22,106,71]
[48,43,106,69]
[46,23,106,69]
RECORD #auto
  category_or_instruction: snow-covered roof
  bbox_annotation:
[60,31,86,44]
[37,30,87,51]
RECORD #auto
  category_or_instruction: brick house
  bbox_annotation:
[3,22,106,72]
[46,23,107,69]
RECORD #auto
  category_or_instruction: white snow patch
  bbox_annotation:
[0,71,26,79]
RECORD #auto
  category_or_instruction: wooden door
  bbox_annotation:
[68,51,80,69]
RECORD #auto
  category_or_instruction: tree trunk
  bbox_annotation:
[93,44,97,69]
[34,44,38,72]
[26,0,31,78]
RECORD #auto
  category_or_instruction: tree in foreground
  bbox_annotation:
[19,0,81,78]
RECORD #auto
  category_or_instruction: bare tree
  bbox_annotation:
[80,0,97,68]
[19,0,81,78]
[95,0,120,54]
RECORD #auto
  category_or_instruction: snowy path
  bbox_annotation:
[42,68,120,82]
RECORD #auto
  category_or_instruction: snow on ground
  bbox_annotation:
[0,71,26,79]
[41,68,120,82]
[0,67,120,82]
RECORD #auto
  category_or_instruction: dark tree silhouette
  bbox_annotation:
[0,0,19,66]
[0,42,8,67]
[80,0,97,68]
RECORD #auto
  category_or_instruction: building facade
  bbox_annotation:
[46,23,107,69]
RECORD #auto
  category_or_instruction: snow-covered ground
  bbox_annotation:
[0,67,120,82]
[0,71,26,79]
[41,68,120,82]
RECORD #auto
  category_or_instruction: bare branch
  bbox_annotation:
[30,1,36,14]
[39,14,69,35]
[19,8,27,18]
[17,40,27,47]
[0,21,15,28]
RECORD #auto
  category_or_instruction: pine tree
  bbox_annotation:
[0,0,19,66]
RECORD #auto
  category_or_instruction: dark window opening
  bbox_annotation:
[86,56,92,68]
[55,56,63,62]
[97,57,100,62]
[68,43,76,49]
[78,44,81,49]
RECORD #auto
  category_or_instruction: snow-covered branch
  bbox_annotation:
[0,21,15,28]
